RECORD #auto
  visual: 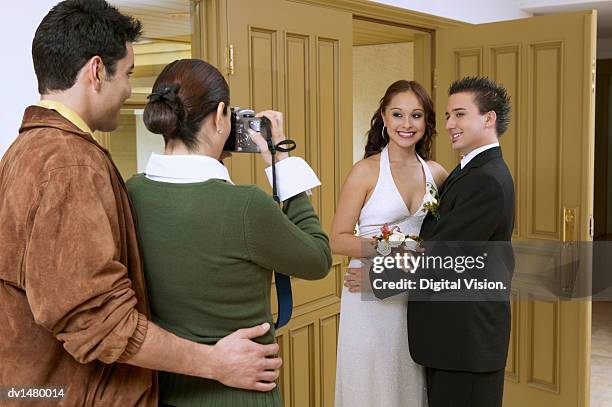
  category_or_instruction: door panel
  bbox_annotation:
[491,45,520,237]
[455,48,482,78]
[222,1,353,405]
[316,37,341,232]
[435,11,596,407]
[529,42,563,239]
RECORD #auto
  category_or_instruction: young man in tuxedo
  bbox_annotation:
[407,77,515,407]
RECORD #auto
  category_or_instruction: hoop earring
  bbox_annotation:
[381,125,387,141]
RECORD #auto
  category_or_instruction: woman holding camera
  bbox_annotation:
[127,59,332,407]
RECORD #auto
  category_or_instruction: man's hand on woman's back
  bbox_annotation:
[210,323,282,391]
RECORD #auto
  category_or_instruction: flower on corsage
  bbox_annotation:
[373,224,421,255]
[422,182,440,220]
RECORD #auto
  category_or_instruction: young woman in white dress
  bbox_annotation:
[331,80,448,407]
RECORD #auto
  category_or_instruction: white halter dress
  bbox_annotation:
[335,145,434,407]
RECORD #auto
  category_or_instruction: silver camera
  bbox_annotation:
[223,107,266,153]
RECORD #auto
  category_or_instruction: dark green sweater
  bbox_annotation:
[126,174,332,407]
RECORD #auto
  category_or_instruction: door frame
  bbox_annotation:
[287,0,464,103]
[192,0,466,177]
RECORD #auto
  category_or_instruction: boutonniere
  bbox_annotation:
[372,224,421,256]
[422,182,440,220]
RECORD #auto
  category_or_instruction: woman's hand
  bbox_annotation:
[344,267,362,293]
[343,258,373,293]
[248,110,289,166]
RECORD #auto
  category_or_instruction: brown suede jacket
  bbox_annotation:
[0,107,157,406]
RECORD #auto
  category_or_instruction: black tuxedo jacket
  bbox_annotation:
[407,146,515,372]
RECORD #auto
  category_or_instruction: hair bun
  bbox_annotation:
[143,83,184,136]
[142,59,230,149]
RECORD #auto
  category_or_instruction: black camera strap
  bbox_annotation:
[268,139,297,204]
[262,118,297,329]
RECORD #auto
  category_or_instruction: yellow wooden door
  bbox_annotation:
[434,11,596,407]
[218,1,353,405]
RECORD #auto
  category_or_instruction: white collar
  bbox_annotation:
[144,153,233,184]
[460,142,500,169]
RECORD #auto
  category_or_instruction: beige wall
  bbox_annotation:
[110,113,137,180]
[352,42,414,163]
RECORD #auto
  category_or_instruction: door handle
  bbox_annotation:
[561,207,579,295]
[227,45,235,76]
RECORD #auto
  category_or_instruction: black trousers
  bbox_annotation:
[426,367,505,407]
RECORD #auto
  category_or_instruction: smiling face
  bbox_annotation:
[381,90,426,150]
[445,91,496,155]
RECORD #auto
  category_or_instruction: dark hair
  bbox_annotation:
[364,80,436,159]
[32,0,142,94]
[448,76,511,136]
[143,59,230,149]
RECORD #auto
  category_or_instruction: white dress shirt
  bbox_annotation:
[145,153,321,202]
[460,142,500,169]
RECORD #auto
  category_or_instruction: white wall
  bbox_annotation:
[370,0,531,23]
[0,1,57,158]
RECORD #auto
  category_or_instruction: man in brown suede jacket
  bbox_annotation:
[0,1,281,406]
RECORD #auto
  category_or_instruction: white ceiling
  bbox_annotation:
[373,0,612,39]
[369,0,531,24]
[519,0,612,38]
